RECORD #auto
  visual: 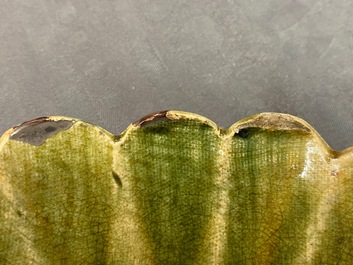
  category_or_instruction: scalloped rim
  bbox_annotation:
[0,111,347,157]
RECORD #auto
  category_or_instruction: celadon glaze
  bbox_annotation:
[0,111,352,264]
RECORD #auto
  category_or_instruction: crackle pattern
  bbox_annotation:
[1,111,353,264]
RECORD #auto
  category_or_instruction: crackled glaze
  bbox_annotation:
[1,111,352,264]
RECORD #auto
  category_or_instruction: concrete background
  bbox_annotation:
[0,0,353,151]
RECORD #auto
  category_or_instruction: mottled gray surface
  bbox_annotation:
[0,0,352,150]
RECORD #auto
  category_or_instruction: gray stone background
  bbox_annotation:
[0,0,352,150]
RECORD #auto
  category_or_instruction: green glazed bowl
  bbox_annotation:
[1,111,352,264]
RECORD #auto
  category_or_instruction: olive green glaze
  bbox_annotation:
[0,111,352,264]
